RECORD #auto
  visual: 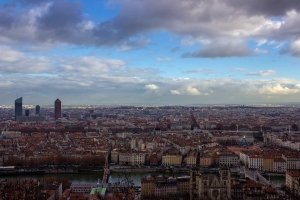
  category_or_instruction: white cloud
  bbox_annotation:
[185,86,201,96]
[0,46,24,62]
[2,68,300,105]
[171,85,212,96]
[288,38,300,56]
[82,20,95,30]
[259,83,300,95]
[145,84,159,91]
[0,46,51,73]
[61,56,125,74]
[170,90,181,95]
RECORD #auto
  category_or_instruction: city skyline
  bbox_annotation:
[1,0,300,105]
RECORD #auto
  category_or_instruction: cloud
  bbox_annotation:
[169,84,211,96]
[259,83,300,95]
[247,70,276,77]
[0,46,51,73]
[257,39,268,46]
[183,68,216,74]
[185,86,201,95]
[118,37,150,51]
[225,0,300,16]
[2,65,300,104]
[183,40,252,58]
[286,38,300,57]
[145,84,159,91]
[0,0,299,56]
[170,90,181,95]
[35,1,85,43]
[0,46,24,62]
[1,48,293,104]
[61,56,126,75]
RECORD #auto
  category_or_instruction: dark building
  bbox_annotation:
[25,109,30,117]
[35,105,40,115]
[14,97,22,120]
[54,99,61,120]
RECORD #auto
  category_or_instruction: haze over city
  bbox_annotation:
[1,0,300,105]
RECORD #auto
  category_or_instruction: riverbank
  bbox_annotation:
[110,166,190,173]
[0,166,191,176]
[0,171,190,187]
[0,168,104,176]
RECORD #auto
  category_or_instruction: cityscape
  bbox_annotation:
[0,97,300,199]
[1,0,300,200]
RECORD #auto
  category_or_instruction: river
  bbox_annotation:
[0,171,188,187]
[1,171,286,188]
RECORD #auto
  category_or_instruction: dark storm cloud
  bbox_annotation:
[0,0,151,48]
[0,10,15,28]
[0,0,300,56]
[225,0,300,16]
[35,1,84,43]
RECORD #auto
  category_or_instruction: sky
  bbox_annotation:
[1,0,300,106]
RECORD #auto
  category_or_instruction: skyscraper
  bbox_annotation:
[14,97,22,120]
[35,105,41,115]
[54,99,61,120]
[25,109,30,117]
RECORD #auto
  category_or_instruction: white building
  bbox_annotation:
[118,152,146,166]
[218,152,239,167]
[283,154,300,170]
[248,155,263,170]
[273,158,286,173]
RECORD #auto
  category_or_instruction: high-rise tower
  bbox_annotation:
[14,97,22,120]
[35,105,41,115]
[54,99,61,120]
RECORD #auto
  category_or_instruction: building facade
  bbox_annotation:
[141,175,190,199]
[162,155,182,167]
[190,169,231,200]
[217,152,239,167]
